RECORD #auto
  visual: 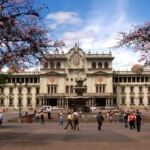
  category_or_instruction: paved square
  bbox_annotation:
[0,122,150,150]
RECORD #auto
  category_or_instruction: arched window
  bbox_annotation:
[66,86,69,93]
[70,85,74,93]
[104,62,108,69]
[92,62,96,69]
[98,62,102,68]
[56,62,61,69]
[50,62,55,69]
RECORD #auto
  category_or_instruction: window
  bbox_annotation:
[123,77,127,83]
[9,99,13,106]
[18,88,22,94]
[132,77,135,82]
[56,62,61,69]
[48,85,57,94]
[30,78,33,83]
[9,87,13,94]
[66,86,69,93]
[0,99,4,106]
[36,87,40,94]
[121,98,126,105]
[8,78,11,83]
[18,98,22,106]
[113,98,117,105]
[36,98,40,105]
[96,85,98,93]
[139,97,143,105]
[104,62,108,69]
[130,98,134,105]
[121,87,125,94]
[137,77,140,82]
[92,62,96,69]
[95,85,105,93]
[21,78,24,83]
[34,78,38,83]
[12,78,15,83]
[16,78,20,83]
[0,87,4,94]
[98,62,102,68]
[148,97,150,105]
[114,77,118,83]
[27,98,31,106]
[25,78,29,83]
[70,85,74,93]
[141,77,144,82]
[130,87,134,93]
[128,77,131,82]
[119,77,122,82]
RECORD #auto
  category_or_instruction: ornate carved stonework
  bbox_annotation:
[96,77,103,83]
[49,77,55,83]
[73,53,80,66]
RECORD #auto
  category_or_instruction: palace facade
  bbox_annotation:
[0,44,150,110]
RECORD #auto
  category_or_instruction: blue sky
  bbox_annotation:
[37,0,150,70]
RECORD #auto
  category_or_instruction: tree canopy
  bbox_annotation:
[117,22,150,68]
[0,0,51,72]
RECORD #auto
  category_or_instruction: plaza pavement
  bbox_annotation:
[0,122,150,150]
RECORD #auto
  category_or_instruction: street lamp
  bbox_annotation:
[18,96,22,120]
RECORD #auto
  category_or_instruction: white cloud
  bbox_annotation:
[45,1,142,70]
[46,11,82,29]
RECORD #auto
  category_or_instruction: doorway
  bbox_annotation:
[96,98,106,107]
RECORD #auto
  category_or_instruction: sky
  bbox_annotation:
[37,0,150,71]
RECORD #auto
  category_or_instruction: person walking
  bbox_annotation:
[72,110,80,131]
[40,111,45,125]
[96,111,104,131]
[123,112,129,128]
[58,111,64,126]
[136,110,142,132]
[64,112,73,130]
[128,112,136,130]
[0,111,3,127]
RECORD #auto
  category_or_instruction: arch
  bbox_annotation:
[98,62,102,68]
[56,62,61,69]
[92,62,96,69]
[104,62,108,69]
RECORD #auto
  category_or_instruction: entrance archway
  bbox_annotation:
[96,98,106,107]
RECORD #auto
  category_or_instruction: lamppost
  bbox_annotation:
[18,96,22,122]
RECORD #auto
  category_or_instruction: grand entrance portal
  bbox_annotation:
[96,98,106,107]
[46,98,57,106]
[68,98,86,110]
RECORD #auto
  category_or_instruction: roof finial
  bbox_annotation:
[75,43,78,47]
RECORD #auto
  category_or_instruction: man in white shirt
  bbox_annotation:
[72,110,80,131]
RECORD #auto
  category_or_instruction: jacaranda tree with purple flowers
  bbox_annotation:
[117,22,150,68]
[0,0,52,72]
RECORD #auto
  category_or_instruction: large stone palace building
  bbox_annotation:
[0,44,150,110]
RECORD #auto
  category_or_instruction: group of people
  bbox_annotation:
[64,110,80,131]
[124,109,142,132]
[0,108,143,133]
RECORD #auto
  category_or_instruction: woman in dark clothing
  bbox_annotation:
[136,110,142,132]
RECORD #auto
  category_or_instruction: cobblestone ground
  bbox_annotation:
[0,122,150,150]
